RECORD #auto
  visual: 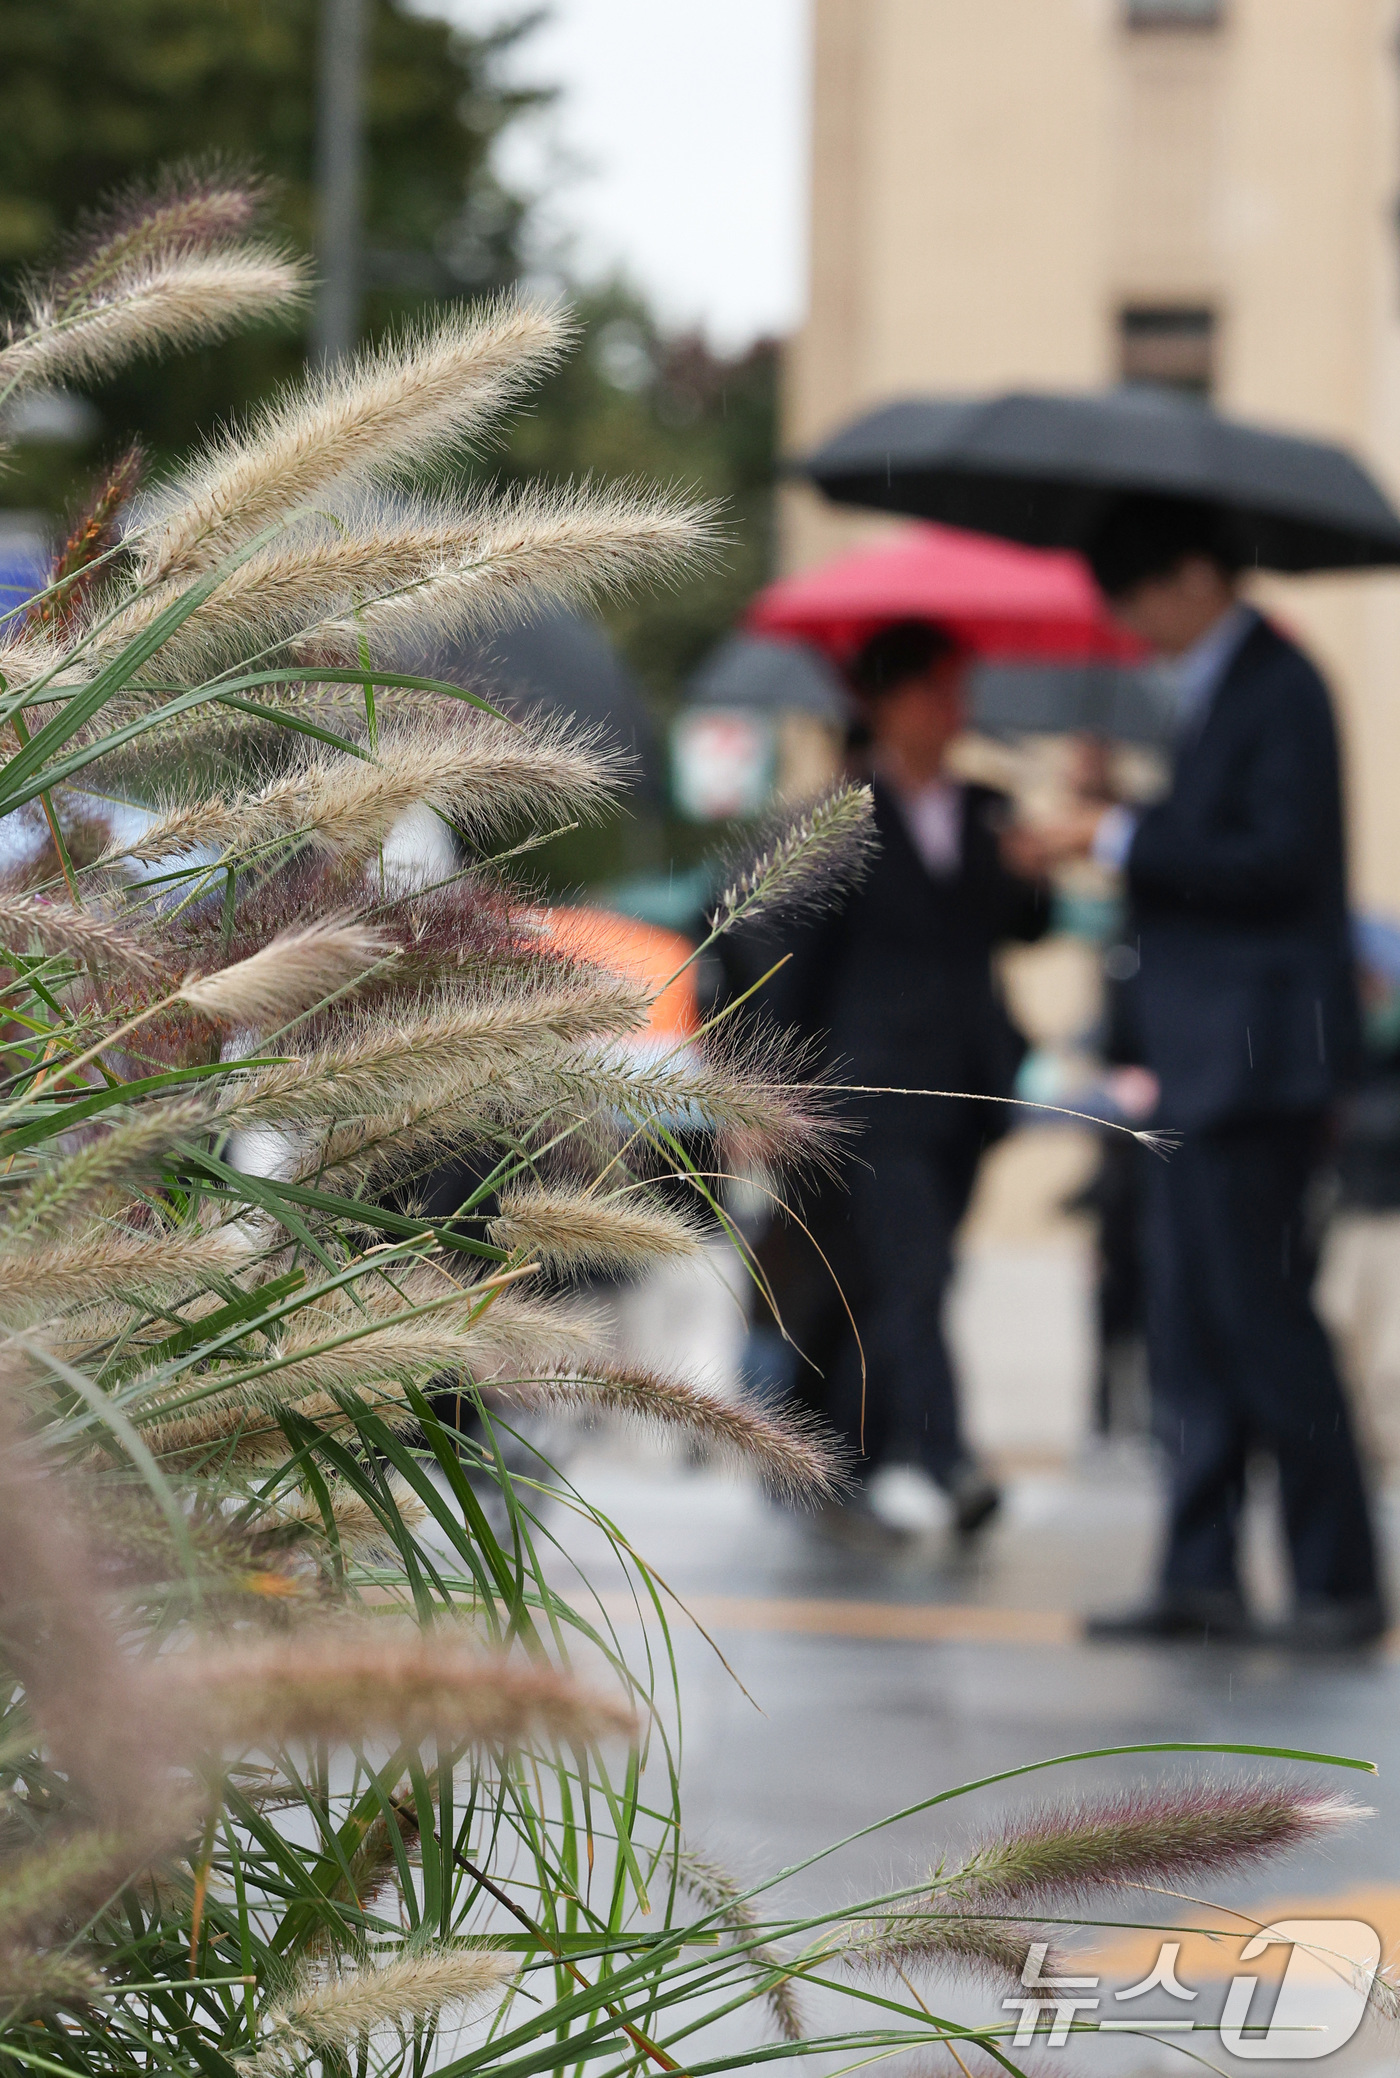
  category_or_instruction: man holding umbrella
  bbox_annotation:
[1031,494,1384,1648]
[802,383,1400,1645]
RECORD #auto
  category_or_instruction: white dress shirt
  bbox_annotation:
[898,778,964,876]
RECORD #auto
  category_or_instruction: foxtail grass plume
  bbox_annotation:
[139,298,572,581]
[840,1909,1043,1987]
[0,1225,245,1322]
[253,1947,516,2067]
[672,1846,803,2042]
[0,1948,104,2017]
[0,252,308,399]
[30,163,272,318]
[25,443,145,638]
[177,920,393,1028]
[0,1098,212,1238]
[486,1361,848,1506]
[257,1474,428,1564]
[710,782,877,935]
[489,1184,705,1276]
[108,481,714,676]
[941,1781,1362,1908]
[158,1627,638,1751]
[309,481,718,660]
[116,713,627,866]
[0,892,156,975]
[218,979,649,1131]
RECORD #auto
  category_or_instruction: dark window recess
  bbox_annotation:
[1124,0,1223,25]
[1119,306,1216,396]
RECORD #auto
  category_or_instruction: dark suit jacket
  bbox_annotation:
[1127,614,1361,1132]
[768,779,1047,1143]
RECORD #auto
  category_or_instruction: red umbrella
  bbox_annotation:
[745,521,1143,663]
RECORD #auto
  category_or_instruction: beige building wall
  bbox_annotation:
[785,0,1400,912]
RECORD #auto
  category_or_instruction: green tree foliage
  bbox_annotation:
[497,285,779,699]
[0,0,541,501]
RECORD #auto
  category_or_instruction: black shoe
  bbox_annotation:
[1085,1590,1250,1644]
[1251,1597,1388,1652]
[947,1462,1002,1539]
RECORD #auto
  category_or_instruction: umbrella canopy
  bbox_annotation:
[799,388,1400,573]
[686,632,850,721]
[436,605,663,797]
[745,522,1142,661]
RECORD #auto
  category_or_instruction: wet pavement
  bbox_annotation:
[545,1436,1400,2072]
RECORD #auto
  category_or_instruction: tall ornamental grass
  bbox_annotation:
[0,168,1381,2076]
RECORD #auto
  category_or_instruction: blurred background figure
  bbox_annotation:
[742,619,1048,1538]
[1026,495,1385,1648]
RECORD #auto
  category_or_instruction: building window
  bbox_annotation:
[1118,306,1216,396]
[1124,0,1223,26]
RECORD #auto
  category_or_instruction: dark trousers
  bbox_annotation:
[822,1127,983,1481]
[1146,1113,1380,1606]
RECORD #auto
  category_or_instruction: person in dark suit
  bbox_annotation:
[1029,494,1384,1648]
[760,620,1048,1537]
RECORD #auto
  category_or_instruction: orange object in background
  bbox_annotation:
[541,905,700,1041]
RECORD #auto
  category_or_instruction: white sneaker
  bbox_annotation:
[864,1462,951,1536]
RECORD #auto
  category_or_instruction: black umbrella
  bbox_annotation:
[799,386,1400,572]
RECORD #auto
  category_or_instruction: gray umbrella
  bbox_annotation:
[437,606,662,799]
[685,633,851,723]
[971,660,1178,746]
[799,385,1400,572]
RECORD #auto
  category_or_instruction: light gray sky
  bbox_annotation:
[439,1,811,350]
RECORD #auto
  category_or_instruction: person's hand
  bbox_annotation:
[1001,804,1106,877]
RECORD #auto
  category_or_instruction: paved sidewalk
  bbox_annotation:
[544,1439,1400,2073]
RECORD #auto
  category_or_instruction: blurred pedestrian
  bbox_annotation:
[760,619,1048,1537]
[1026,495,1384,1648]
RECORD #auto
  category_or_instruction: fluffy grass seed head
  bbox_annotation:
[0,250,309,399]
[0,1225,247,1323]
[157,1627,639,1753]
[0,1097,212,1238]
[0,892,157,976]
[177,920,394,1029]
[672,1845,804,2042]
[115,711,627,867]
[138,297,572,582]
[839,1909,1045,1988]
[485,1361,849,1507]
[942,1780,1364,1909]
[488,1184,706,1277]
[710,782,877,935]
[254,1947,516,2065]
